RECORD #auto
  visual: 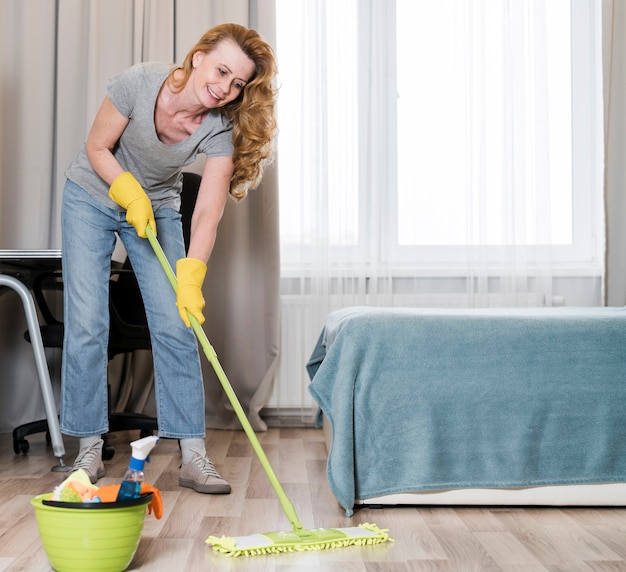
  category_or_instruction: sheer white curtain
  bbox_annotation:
[603,0,626,305]
[0,0,279,433]
[276,0,604,306]
[272,0,605,412]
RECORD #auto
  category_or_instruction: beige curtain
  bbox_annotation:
[603,0,626,305]
[0,0,279,433]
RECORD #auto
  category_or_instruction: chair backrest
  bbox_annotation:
[23,271,64,347]
[180,171,202,252]
[108,265,151,359]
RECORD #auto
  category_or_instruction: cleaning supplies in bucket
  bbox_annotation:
[116,435,159,501]
[45,469,163,518]
[52,469,100,502]
[44,437,164,518]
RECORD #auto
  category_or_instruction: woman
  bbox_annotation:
[60,23,277,494]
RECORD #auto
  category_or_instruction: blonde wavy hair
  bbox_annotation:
[170,23,278,201]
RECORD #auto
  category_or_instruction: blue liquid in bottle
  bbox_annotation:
[116,457,145,501]
[116,436,158,502]
[117,478,143,501]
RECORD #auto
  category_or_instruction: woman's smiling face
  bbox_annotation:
[191,40,256,108]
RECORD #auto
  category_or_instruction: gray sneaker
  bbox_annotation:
[179,453,231,494]
[71,438,105,484]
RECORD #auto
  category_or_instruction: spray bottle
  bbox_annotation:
[116,435,159,501]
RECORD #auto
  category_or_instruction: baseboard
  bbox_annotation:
[261,407,318,428]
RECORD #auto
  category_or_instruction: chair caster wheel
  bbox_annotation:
[14,438,29,455]
[102,444,115,461]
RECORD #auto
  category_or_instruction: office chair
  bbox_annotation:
[14,171,202,457]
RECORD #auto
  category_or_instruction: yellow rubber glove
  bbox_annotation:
[109,172,156,239]
[176,257,207,327]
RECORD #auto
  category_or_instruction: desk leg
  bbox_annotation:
[0,274,68,471]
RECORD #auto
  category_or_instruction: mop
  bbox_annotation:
[145,225,392,556]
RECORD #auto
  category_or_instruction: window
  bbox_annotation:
[275,0,603,271]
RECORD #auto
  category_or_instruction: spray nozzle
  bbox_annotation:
[128,435,159,471]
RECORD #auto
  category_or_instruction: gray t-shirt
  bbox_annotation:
[65,61,234,212]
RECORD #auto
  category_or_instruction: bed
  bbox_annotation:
[306,306,626,515]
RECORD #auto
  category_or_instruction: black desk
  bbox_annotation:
[0,249,62,275]
[0,249,66,469]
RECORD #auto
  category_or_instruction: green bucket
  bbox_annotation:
[31,492,152,572]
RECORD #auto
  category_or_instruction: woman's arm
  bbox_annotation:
[186,155,234,262]
[85,96,130,185]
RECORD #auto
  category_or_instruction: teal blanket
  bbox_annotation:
[307,306,626,515]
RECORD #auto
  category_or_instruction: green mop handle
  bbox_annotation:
[145,225,304,533]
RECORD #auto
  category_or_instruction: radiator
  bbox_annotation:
[266,295,326,417]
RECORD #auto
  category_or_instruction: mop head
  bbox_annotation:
[206,523,392,557]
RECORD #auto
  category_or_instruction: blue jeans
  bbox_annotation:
[60,179,205,439]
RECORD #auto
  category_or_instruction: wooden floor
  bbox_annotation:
[1,428,626,571]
